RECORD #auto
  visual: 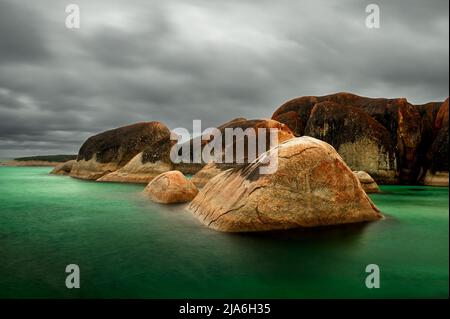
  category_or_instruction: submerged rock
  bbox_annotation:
[70,122,171,180]
[50,160,76,175]
[353,171,380,193]
[143,170,198,204]
[188,137,382,232]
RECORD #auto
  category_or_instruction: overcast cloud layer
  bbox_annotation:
[0,0,448,157]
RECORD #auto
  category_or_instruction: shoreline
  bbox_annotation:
[0,160,62,167]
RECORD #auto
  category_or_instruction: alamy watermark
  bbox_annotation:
[365,4,380,29]
[365,264,380,288]
[65,264,80,289]
[65,4,80,29]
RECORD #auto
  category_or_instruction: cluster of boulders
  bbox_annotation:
[272,93,449,186]
[50,92,448,232]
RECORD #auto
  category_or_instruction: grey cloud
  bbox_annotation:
[0,0,448,158]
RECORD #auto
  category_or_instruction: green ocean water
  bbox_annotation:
[0,166,448,298]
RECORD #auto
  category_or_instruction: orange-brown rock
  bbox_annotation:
[435,98,449,130]
[304,101,397,183]
[272,92,447,184]
[71,122,171,180]
[190,163,235,188]
[188,137,382,232]
[425,98,449,181]
[353,171,380,193]
[50,160,76,175]
[423,171,449,187]
[143,170,198,204]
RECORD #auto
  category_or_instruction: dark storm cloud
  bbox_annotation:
[0,0,448,157]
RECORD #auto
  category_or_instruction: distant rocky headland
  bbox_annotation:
[1,155,77,167]
[9,92,449,232]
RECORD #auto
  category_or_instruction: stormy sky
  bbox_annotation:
[0,0,448,157]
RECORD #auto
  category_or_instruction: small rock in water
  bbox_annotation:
[353,171,380,193]
[143,170,199,204]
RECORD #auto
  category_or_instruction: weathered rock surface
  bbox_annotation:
[353,171,380,193]
[188,119,295,187]
[272,92,449,185]
[50,160,76,175]
[98,136,174,183]
[143,170,198,204]
[423,171,449,187]
[304,101,397,184]
[190,163,235,188]
[98,152,173,183]
[177,118,294,166]
[99,118,294,183]
[70,122,171,180]
[423,98,449,186]
[188,137,382,232]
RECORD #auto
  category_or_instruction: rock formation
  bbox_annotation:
[272,92,449,185]
[304,101,396,183]
[50,160,76,175]
[70,122,171,180]
[353,171,380,193]
[143,170,198,204]
[190,163,235,188]
[423,98,449,186]
[99,118,294,184]
[98,137,174,183]
[188,137,382,232]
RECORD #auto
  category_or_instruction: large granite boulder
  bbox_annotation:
[143,170,198,204]
[424,99,449,186]
[50,160,76,176]
[304,101,397,184]
[70,122,171,180]
[272,92,447,184]
[188,137,382,232]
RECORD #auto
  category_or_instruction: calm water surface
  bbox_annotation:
[0,166,448,298]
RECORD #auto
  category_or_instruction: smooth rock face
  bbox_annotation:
[353,171,380,193]
[144,171,198,204]
[272,92,449,185]
[189,137,382,232]
[70,122,171,180]
[50,160,76,175]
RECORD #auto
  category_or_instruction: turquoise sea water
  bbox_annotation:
[0,166,448,298]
